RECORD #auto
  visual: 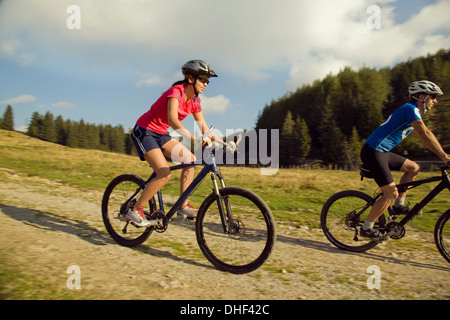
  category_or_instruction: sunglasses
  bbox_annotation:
[197,76,210,85]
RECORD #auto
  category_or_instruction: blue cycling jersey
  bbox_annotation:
[366,102,422,152]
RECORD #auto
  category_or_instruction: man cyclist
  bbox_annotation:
[360,80,450,239]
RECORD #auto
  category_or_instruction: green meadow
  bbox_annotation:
[1,129,448,232]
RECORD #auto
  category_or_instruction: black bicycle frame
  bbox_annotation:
[345,167,449,233]
[396,173,449,226]
[127,153,223,220]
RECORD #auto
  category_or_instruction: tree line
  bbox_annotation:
[0,106,137,156]
[2,49,449,166]
[256,48,450,167]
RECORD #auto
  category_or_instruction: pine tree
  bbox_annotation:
[78,119,88,148]
[85,123,100,150]
[294,115,311,163]
[66,120,79,148]
[112,125,126,153]
[332,67,361,138]
[1,105,14,131]
[55,115,67,145]
[27,112,42,138]
[345,127,363,169]
[42,111,56,143]
[280,111,297,166]
[318,106,347,165]
[355,68,388,138]
[124,131,137,155]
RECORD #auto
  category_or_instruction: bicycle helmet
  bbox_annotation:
[409,80,443,96]
[182,60,218,78]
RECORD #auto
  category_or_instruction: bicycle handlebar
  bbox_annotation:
[201,126,215,141]
[200,125,242,154]
[206,134,242,154]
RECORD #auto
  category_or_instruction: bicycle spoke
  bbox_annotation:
[435,210,450,263]
[102,175,155,247]
[321,190,382,252]
[196,187,275,274]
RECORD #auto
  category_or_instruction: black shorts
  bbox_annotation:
[360,144,407,187]
[131,125,172,161]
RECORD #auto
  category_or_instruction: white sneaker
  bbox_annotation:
[126,208,151,227]
[177,204,198,219]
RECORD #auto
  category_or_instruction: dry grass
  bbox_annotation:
[1,129,448,231]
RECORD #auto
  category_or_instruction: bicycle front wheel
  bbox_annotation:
[102,174,156,247]
[321,190,385,252]
[434,209,450,263]
[196,187,276,274]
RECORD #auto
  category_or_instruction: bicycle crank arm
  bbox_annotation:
[376,233,392,243]
[118,215,164,228]
[376,229,398,243]
[130,219,164,228]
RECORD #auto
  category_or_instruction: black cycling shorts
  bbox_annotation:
[131,125,172,161]
[360,144,407,187]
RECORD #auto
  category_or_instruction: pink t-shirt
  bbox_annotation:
[136,83,202,134]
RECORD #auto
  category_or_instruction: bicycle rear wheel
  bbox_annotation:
[321,190,385,252]
[102,174,156,247]
[196,187,276,274]
[434,209,450,263]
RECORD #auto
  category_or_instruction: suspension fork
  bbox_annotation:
[211,171,233,233]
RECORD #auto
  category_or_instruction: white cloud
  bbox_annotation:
[287,55,351,91]
[0,39,36,66]
[36,101,78,111]
[0,94,37,105]
[245,70,271,86]
[135,74,161,88]
[52,101,78,110]
[1,0,449,92]
[201,95,230,114]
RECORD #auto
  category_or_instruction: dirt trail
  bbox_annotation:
[0,168,449,300]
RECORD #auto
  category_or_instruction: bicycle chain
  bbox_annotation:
[385,221,405,240]
[150,210,168,233]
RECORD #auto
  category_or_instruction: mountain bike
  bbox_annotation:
[320,165,450,263]
[101,127,276,274]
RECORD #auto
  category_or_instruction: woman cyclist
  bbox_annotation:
[128,60,232,227]
[360,80,450,239]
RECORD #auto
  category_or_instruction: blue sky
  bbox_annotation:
[1,0,449,137]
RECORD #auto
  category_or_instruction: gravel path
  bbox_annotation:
[0,169,449,300]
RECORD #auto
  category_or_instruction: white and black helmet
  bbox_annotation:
[409,80,443,96]
[182,60,218,78]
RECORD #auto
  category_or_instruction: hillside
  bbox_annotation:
[257,49,450,165]
[0,129,449,301]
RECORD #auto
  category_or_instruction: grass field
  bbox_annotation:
[1,129,448,232]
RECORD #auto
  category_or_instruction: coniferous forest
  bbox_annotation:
[256,49,450,166]
[0,107,135,156]
[2,49,450,166]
